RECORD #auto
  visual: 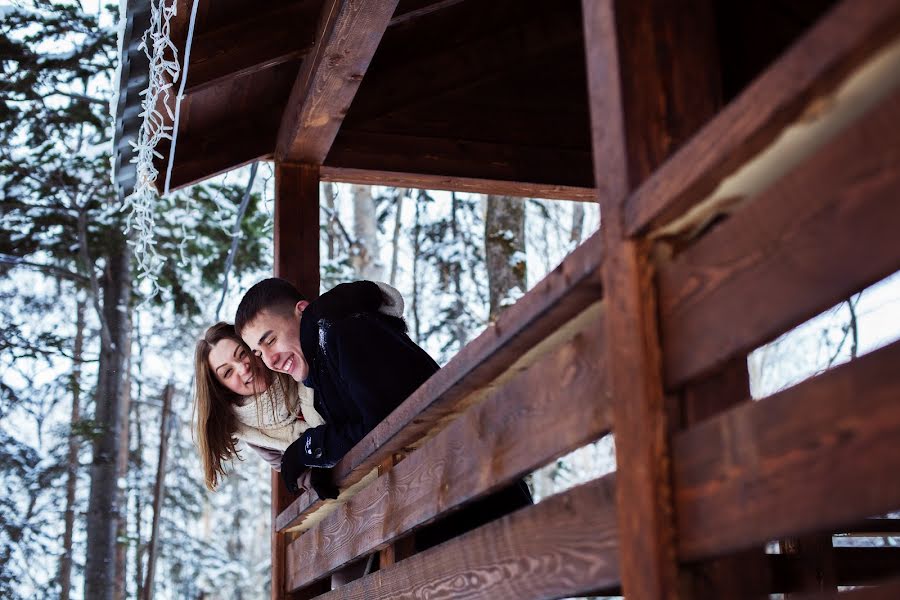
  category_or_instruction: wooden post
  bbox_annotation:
[581,1,721,598]
[272,161,321,600]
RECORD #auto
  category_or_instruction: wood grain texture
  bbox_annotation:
[275,230,603,532]
[276,0,399,163]
[319,167,595,201]
[272,160,320,600]
[625,0,900,235]
[324,130,594,190]
[674,339,900,561]
[582,1,721,598]
[286,313,610,587]
[185,2,317,95]
[310,475,621,600]
[658,87,900,387]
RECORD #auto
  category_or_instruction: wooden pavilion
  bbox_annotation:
[114,0,900,598]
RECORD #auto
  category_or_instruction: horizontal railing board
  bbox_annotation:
[674,339,900,561]
[658,85,900,387]
[286,308,609,588]
[276,231,604,532]
[795,579,900,600]
[305,474,620,600]
[624,0,900,237]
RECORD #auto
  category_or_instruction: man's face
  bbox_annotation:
[241,301,310,382]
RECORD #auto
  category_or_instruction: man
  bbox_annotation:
[235,278,436,494]
[235,278,531,547]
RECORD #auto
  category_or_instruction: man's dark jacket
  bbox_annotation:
[283,281,532,549]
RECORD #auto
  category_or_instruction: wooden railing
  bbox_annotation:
[274,1,900,598]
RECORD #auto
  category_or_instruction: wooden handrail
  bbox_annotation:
[276,230,604,533]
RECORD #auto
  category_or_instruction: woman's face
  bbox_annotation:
[208,338,269,397]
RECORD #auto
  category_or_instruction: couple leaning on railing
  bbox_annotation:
[192,278,532,581]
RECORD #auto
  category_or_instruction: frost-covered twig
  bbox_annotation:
[215,162,259,320]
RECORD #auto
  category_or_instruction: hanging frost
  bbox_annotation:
[121,0,182,293]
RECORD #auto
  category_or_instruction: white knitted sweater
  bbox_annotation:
[234,381,324,452]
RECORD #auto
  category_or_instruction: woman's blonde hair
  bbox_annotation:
[192,322,299,490]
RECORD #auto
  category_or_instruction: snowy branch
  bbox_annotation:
[76,207,114,351]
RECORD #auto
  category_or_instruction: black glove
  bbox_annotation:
[280,437,308,494]
[309,468,339,500]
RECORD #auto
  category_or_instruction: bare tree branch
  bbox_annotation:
[215,162,259,320]
[77,206,114,350]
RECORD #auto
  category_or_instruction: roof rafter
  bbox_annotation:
[276,0,400,164]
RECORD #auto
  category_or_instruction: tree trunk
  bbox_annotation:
[570,201,585,247]
[351,184,383,280]
[449,192,468,347]
[84,235,132,600]
[143,383,174,600]
[323,182,337,261]
[411,196,422,344]
[485,195,526,320]
[114,324,133,600]
[389,189,406,287]
[59,295,86,600]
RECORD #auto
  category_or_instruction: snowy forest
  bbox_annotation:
[2,1,900,599]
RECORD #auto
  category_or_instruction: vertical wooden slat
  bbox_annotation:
[272,160,321,600]
[581,1,721,598]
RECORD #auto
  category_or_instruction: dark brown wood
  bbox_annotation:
[163,115,278,192]
[276,0,399,163]
[286,316,609,587]
[184,3,317,95]
[674,339,900,561]
[678,359,771,599]
[350,3,582,121]
[319,166,595,201]
[389,0,467,27]
[790,579,900,600]
[307,475,621,599]
[625,0,900,236]
[837,519,900,537]
[272,160,320,600]
[324,130,594,190]
[582,0,721,598]
[658,86,900,387]
[276,229,603,532]
[782,535,837,597]
[833,548,900,588]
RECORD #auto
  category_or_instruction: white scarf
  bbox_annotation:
[233,381,324,451]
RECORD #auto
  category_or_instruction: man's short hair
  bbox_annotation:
[234,277,305,334]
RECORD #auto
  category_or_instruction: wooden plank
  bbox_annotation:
[307,475,621,600]
[325,130,594,190]
[581,0,721,598]
[793,579,900,600]
[275,228,604,532]
[286,311,609,587]
[162,116,278,192]
[674,339,900,561]
[319,166,595,201]
[272,160,320,600]
[625,0,900,236]
[349,2,582,121]
[658,86,900,387]
[388,0,467,27]
[184,3,317,95]
[275,0,399,163]
[836,519,900,537]
[834,548,900,588]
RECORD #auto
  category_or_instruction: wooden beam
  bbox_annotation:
[272,160,320,600]
[275,0,399,163]
[184,2,318,95]
[388,0,467,27]
[658,86,900,388]
[625,0,900,236]
[308,475,621,600]
[286,312,610,588]
[793,579,900,600]
[275,229,604,532]
[581,0,721,598]
[674,339,900,561]
[325,130,594,190]
[319,166,596,201]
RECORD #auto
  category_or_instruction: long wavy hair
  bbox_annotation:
[193,322,299,490]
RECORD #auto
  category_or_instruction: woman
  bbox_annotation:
[193,322,323,490]
[192,281,404,491]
